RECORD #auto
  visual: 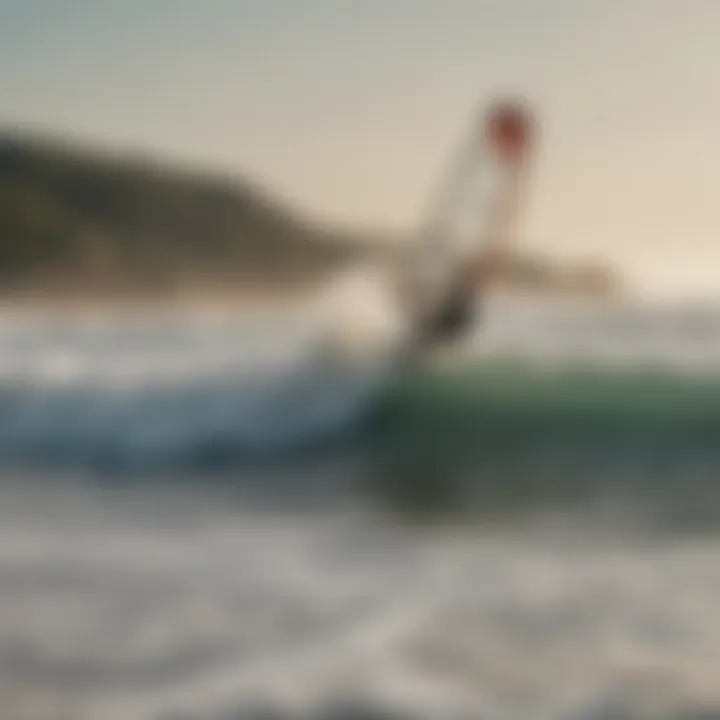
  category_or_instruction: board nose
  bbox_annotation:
[484,100,535,162]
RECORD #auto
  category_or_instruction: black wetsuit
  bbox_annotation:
[417,287,477,345]
[398,284,479,367]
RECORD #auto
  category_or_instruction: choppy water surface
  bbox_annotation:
[2,296,720,719]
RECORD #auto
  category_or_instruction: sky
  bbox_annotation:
[2,0,720,297]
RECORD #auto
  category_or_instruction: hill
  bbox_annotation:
[0,131,368,298]
[0,130,621,300]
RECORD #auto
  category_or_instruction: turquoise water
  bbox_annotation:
[361,361,720,526]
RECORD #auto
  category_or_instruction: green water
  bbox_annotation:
[364,361,720,526]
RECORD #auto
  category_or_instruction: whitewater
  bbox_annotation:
[2,290,720,719]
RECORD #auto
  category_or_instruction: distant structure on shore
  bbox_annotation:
[498,253,621,297]
[0,131,622,301]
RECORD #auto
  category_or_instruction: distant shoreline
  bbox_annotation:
[0,285,317,317]
[0,280,627,321]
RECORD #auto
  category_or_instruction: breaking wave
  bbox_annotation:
[0,295,719,477]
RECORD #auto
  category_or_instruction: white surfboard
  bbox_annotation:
[400,99,536,320]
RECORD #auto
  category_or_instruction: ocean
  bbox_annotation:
[2,293,720,719]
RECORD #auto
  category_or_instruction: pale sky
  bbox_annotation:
[2,0,720,297]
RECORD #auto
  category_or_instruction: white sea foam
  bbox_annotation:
[1,480,720,719]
